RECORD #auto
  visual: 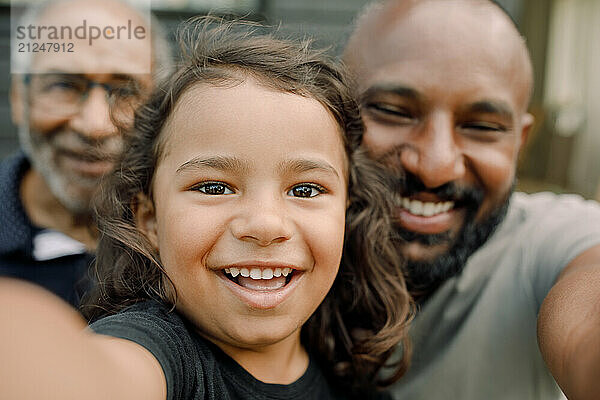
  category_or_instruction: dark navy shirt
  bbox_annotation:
[0,152,93,306]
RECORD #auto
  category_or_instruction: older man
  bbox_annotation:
[344,1,600,399]
[0,0,170,306]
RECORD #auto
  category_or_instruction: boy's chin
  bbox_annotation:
[210,317,304,351]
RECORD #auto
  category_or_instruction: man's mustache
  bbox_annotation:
[50,131,123,161]
[391,171,485,209]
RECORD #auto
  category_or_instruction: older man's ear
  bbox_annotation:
[10,78,25,126]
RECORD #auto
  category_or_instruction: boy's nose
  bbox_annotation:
[230,196,293,246]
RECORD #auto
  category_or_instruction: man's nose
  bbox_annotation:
[230,194,293,247]
[69,86,118,139]
[401,112,466,189]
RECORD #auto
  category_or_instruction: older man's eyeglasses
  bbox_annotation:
[24,73,145,118]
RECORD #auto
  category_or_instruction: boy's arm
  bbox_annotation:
[0,278,166,400]
[538,244,600,400]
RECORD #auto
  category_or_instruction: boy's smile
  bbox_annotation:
[138,77,348,360]
[216,262,304,309]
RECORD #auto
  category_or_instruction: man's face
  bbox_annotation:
[11,0,152,215]
[349,2,533,291]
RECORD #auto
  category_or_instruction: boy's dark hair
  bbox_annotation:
[83,16,414,395]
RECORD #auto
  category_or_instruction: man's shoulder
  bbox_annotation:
[0,152,33,256]
[479,191,600,253]
[511,190,596,209]
[0,151,29,184]
[470,191,600,294]
[505,191,600,229]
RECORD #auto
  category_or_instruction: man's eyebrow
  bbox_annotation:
[176,156,249,174]
[361,84,421,101]
[278,158,340,179]
[34,71,84,79]
[465,100,513,119]
[111,73,141,82]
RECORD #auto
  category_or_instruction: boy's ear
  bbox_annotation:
[134,193,159,250]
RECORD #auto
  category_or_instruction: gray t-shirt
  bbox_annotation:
[390,192,600,400]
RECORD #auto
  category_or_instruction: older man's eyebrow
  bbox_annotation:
[465,100,514,120]
[361,84,421,102]
[176,155,249,174]
[278,158,340,179]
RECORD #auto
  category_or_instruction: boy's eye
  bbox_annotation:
[194,182,234,195]
[287,184,325,198]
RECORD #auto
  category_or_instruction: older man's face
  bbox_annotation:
[347,1,533,291]
[12,0,152,214]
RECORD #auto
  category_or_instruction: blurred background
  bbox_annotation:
[1,0,598,199]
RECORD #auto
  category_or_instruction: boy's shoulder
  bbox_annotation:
[90,300,181,329]
[89,299,202,399]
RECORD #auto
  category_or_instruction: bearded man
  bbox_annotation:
[1,0,171,306]
[344,1,600,399]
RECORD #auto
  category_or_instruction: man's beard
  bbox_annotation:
[392,171,512,297]
[18,121,121,216]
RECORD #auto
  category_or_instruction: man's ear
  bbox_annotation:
[10,78,25,125]
[134,193,159,250]
[520,112,535,148]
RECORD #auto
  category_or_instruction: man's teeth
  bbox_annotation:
[224,267,292,280]
[399,196,454,216]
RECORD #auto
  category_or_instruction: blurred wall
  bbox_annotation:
[543,0,600,197]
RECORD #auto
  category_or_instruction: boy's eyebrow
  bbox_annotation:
[176,156,249,174]
[279,159,340,179]
[175,156,340,178]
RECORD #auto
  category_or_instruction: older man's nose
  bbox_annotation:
[69,87,118,140]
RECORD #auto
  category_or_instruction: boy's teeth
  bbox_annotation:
[399,196,455,217]
[225,267,294,280]
[262,269,273,279]
[250,268,262,279]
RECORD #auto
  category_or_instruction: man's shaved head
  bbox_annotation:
[344,0,535,294]
[345,0,533,112]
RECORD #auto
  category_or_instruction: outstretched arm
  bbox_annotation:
[538,244,600,400]
[0,278,166,400]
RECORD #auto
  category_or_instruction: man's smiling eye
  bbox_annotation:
[193,182,234,195]
[461,122,507,132]
[287,184,325,198]
[365,102,414,120]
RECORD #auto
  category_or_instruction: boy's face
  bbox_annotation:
[141,79,347,359]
